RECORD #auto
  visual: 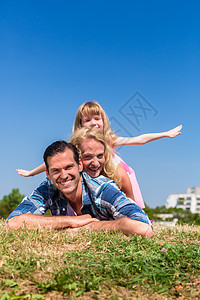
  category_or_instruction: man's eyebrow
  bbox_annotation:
[50,163,75,171]
[49,167,59,172]
[66,163,76,168]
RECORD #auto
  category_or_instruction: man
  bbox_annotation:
[7,141,153,237]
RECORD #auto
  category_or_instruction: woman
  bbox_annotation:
[70,127,135,201]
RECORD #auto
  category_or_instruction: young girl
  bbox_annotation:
[17,101,182,208]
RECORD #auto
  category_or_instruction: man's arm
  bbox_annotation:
[7,213,99,230]
[82,173,152,237]
[83,217,153,237]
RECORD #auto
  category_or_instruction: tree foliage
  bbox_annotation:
[144,204,200,225]
[0,189,24,219]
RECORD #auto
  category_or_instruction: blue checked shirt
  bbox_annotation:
[8,172,151,225]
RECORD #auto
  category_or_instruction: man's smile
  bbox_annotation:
[59,179,72,186]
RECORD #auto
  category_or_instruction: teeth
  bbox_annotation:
[60,180,72,185]
[89,167,99,171]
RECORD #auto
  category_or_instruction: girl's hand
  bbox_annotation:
[166,124,182,138]
[16,169,33,177]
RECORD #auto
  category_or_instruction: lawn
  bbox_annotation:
[0,220,199,299]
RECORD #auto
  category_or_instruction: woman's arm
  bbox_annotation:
[16,163,46,177]
[117,163,135,201]
[114,124,182,148]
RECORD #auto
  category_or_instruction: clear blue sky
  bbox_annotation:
[1,1,199,207]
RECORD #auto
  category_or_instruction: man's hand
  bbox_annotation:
[67,214,99,228]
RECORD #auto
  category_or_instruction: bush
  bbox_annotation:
[0,189,24,219]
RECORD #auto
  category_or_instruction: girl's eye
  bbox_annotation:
[97,154,104,159]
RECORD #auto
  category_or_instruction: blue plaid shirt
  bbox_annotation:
[8,172,151,225]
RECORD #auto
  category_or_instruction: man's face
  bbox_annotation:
[80,138,105,177]
[46,148,83,196]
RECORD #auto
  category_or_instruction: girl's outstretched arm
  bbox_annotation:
[16,163,46,177]
[114,124,182,148]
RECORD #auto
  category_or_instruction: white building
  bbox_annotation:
[165,187,200,214]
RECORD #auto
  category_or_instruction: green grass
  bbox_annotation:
[0,220,199,299]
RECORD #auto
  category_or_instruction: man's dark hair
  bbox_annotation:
[43,140,79,172]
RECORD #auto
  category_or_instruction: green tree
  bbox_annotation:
[0,202,12,219]
[0,189,24,219]
[144,205,200,225]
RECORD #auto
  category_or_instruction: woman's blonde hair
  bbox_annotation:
[73,101,117,147]
[70,127,121,188]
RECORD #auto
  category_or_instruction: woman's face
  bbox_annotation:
[80,138,105,177]
[81,112,104,132]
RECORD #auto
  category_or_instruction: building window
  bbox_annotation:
[177,201,184,205]
[177,198,184,205]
